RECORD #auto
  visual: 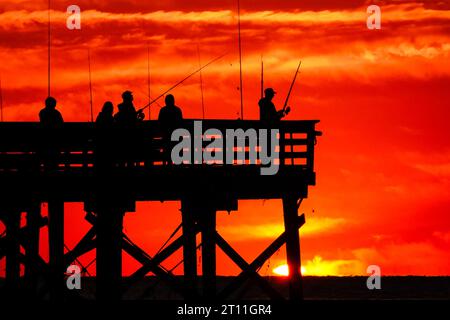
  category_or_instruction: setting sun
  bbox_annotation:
[273,265,307,276]
[272,256,363,276]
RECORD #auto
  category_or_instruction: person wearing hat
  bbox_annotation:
[113,90,144,167]
[258,88,290,123]
[114,90,144,126]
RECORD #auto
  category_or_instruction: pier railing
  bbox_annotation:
[0,120,320,176]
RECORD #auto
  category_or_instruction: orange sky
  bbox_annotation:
[1,0,450,277]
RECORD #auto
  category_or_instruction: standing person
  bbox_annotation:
[113,91,144,167]
[258,88,289,123]
[158,94,183,125]
[158,94,183,165]
[39,96,64,127]
[96,101,114,127]
[114,91,144,126]
[95,101,115,172]
[38,96,64,171]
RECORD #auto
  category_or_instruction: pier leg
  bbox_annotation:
[48,200,65,301]
[181,205,198,297]
[25,202,41,297]
[96,208,124,300]
[5,210,21,298]
[200,209,216,299]
[282,195,303,300]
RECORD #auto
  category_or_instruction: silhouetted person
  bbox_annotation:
[258,88,290,123]
[158,94,183,125]
[158,94,183,165]
[96,101,114,127]
[95,102,115,172]
[113,91,143,167]
[38,96,64,171]
[114,91,144,126]
[39,96,64,127]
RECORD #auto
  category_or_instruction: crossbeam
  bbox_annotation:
[62,211,195,298]
[215,232,284,300]
[217,214,305,299]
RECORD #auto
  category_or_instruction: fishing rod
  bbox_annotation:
[261,55,264,100]
[282,60,302,112]
[137,52,227,114]
[0,75,3,122]
[47,0,51,97]
[88,49,94,122]
[237,0,244,119]
[147,47,151,120]
[197,43,205,119]
[133,87,163,108]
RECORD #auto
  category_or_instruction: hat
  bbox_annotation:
[264,88,276,95]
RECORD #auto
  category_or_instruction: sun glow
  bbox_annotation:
[272,264,307,276]
[273,256,366,276]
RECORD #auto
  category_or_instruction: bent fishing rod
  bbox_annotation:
[137,52,227,114]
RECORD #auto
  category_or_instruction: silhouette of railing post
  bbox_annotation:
[282,193,303,300]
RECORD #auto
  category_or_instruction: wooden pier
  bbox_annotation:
[0,119,321,300]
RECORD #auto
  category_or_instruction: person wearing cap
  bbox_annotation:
[258,88,289,123]
[113,91,144,167]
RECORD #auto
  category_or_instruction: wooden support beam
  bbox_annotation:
[48,199,65,301]
[282,194,303,300]
[181,205,198,298]
[64,227,96,267]
[96,207,123,301]
[64,209,188,298]
[5,210,21,298]
[121,237,188,298]
[200,209,216,299]
[24,202,41,297]
[217,214,305,300]
[68,212,191,298]
[129,234,184,282]
[215,232,284,300]
[129,224,201,283]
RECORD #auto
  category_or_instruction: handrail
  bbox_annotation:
[0,120,321,174]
